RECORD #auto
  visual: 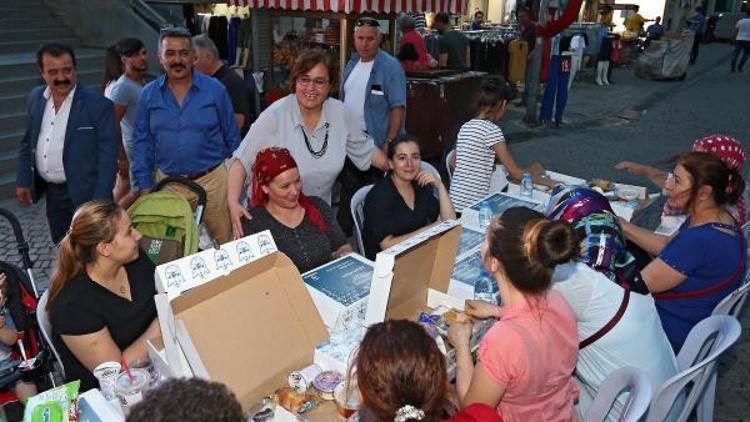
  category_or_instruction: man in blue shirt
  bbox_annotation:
[338,17,406,234]
[646,16,666,41]
[686,6,706,64]
[132,27,240,244]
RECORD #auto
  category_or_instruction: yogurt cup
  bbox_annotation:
[93,361,121,401]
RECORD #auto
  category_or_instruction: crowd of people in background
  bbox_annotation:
[9,5,750,421]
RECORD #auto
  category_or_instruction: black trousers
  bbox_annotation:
[690,32,702,64]
[45,183,75,244]
[335,158,383,236]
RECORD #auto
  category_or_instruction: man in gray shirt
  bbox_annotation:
[433,12,470,70]
[107,37,148,206]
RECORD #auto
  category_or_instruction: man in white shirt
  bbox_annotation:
[731,10,750,72]
[338,17,407,234]
[16,43,117,243]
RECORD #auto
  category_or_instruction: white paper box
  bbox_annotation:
[302,254,375,330]
[77,389,125,422]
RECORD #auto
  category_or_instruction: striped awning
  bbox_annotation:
[229,0,465,14]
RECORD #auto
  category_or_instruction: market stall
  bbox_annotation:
[241,0,468,92]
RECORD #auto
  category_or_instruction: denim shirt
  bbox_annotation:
[132,69,240,189]
[342,50,406,147]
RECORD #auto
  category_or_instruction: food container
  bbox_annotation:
[93,361,121,401]
[312,370,342,401]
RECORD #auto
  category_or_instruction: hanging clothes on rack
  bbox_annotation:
[228,16,242,66]
[508,39,528,84]
[540,33,571,125]
[568,32,587,89]
[208,15,229,60]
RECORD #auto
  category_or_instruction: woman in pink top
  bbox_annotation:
[448,207,580,421]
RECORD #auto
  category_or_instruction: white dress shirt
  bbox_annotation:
[35,85,76,184]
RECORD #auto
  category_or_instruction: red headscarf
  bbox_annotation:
[663,135,747,223]
[693,135,746,223]
[250,147,327,233]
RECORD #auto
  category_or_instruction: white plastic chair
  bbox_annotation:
[712,275,750,318]
[37,290,66,379]
[420,161,442,181]
[645,315,741,422]
[350,184,374,255]
[584,366,652,422]
[445,149,456,181]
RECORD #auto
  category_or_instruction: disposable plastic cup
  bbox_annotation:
[334,380,359,420]
[131,358,160,387]
[93,361,121,401]
[115,368,149,409]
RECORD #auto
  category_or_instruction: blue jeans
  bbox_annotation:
[540,55,571,123]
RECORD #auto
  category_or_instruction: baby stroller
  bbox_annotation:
[127,176,209,265]
[0,208,55,418]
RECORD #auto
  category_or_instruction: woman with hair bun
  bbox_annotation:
[47,201,160,391]
[620,151,746,351]
[448,207,579,421]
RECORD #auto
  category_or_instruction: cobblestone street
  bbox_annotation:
[1,41,749,419]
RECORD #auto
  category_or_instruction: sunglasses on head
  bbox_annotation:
[160,26,191,36]
[355,18,380,27]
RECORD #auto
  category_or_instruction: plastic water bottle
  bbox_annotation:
[521,172,534,198]
[474,268,499,305]
[478,200,493,229]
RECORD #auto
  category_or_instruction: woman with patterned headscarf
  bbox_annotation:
[616,134,747,224]
[545,186,679,420]
[241,147,352,272]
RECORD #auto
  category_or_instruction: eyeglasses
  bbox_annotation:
[355,18,381,28]
[297,76,330,88]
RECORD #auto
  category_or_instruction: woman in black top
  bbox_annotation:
[242,147,352,272]
[47,201,160,391]
[363,135,456,260]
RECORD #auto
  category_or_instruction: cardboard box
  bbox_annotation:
[157,251,329,409]
[155,230,278,300]
[366,220,466,324]
[301,254,374,330]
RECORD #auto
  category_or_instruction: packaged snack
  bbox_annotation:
[442,309,472,324]
[24,380,81,422]
[275,387,317,414]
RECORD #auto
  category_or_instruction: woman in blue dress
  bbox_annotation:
[619,152,746,351]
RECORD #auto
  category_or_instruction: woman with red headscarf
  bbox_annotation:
[619,151,746,352]
[241,147,352,273]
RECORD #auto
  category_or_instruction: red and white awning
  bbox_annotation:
[349,0,465,14]
[230,0,465,14]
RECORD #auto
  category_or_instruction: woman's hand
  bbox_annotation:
[228,201,252,240]
[464,300,500,320]
[615,161,648,177]
[447,321,474,349]
[415,170,439,188]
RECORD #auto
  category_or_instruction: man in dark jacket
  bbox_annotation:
[16,43,116,243]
